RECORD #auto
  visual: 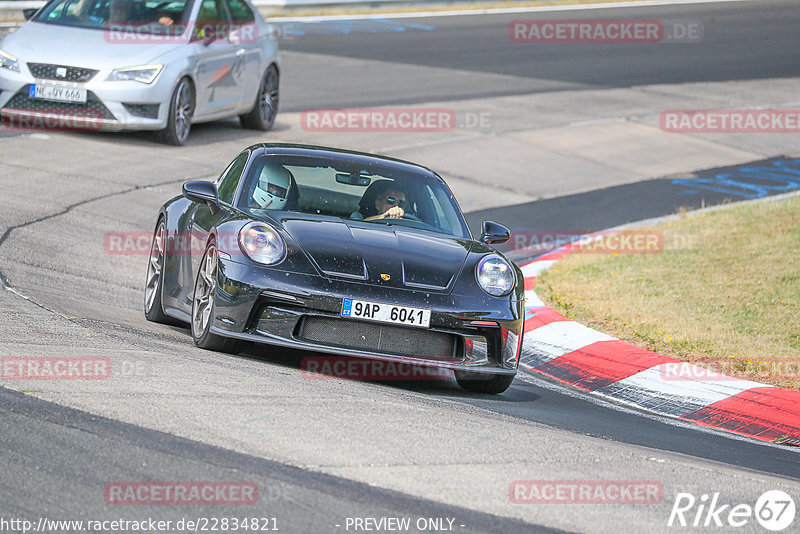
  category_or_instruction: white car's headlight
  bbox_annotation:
[0,49,20,72]
[476,255,515,296]
[239,222,285,265]
[106,65,163,84]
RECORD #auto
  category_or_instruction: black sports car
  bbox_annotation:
[144,144,524,393]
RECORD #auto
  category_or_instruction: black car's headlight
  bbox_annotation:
[476,255,515,296]
[239,222,285,265]
[0,49,19,72]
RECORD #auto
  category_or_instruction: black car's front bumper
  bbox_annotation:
[212,258,524,375]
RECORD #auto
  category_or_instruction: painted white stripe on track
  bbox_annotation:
[270,0,754,23]
[597,363,764,416]
[521,260,556,278]
[521,320,617,364]
[524,290,545,308]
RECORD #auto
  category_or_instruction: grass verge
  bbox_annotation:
[536,195,800,390]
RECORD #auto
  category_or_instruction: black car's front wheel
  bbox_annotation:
[157,77,194,146]
[191,239,244,353]
[240,64,279,131]
[144,219,178,324]
[455,372,515,394]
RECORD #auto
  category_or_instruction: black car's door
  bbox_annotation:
[179,151,250,311]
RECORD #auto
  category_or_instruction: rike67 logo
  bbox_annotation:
[669,490,795,531]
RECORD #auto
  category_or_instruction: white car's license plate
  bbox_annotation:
[30,83,87,104]
[341,298,431,328]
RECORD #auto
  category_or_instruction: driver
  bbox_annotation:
[252,162,292,210]
[108,0,134,23]
[365,187,406,221]
[71,0,98,22]
[107,0,175,26]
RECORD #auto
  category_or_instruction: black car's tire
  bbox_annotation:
[144,219,181,325]
[455,372,515,394]
[191,239,244,354]
[239,64,278,131]
[157,77,194,146]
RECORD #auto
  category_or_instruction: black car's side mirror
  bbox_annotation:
[23,8,38,20]
[183,180,219,214]
[480,220,511,245]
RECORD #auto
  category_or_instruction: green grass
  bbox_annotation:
[537,195,800,390]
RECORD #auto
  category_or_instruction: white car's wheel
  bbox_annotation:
[240,64,279,131]
[158,77,194,146]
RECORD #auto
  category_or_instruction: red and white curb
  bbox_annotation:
[518,244,800,445]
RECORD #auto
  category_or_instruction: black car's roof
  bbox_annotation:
[245,143,442,180]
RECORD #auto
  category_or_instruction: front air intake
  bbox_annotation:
[298,316,457,361]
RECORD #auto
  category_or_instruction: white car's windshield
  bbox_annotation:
[238,154,471,239]
[35,0,193,34]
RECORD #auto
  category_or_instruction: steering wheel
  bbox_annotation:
[402,212,422,222]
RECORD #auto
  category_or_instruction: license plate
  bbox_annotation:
[30,83,87,104]
[341,298,431,328]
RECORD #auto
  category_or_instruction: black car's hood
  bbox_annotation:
[280,217,471,292]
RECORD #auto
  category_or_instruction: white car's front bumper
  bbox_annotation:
[0,63,176,132]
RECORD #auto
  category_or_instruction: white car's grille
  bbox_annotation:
[27,63,98,83]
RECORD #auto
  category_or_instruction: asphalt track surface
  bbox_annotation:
[1,388,550,534]
[466,155,800,251]
[2,1,800,532]
[278,0,800,111]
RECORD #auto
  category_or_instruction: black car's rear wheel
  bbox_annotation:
[157,77,194,146]
[144,220,179,324]
[455,372,515,394]
[191,240,244,353]
[240,64,278,131]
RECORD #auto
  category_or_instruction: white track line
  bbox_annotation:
[523,321,617,363]
[269,0,754,22]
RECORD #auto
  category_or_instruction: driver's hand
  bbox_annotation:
[159,16,174,25]
[383,206,404,219]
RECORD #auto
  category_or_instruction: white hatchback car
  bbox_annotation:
[0,0,280,144]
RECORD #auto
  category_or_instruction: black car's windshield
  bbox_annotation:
[35,0,193,34]
[238,154,471,239]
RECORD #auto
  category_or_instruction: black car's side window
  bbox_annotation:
[217,152,249,205]
[225,0,254,24]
